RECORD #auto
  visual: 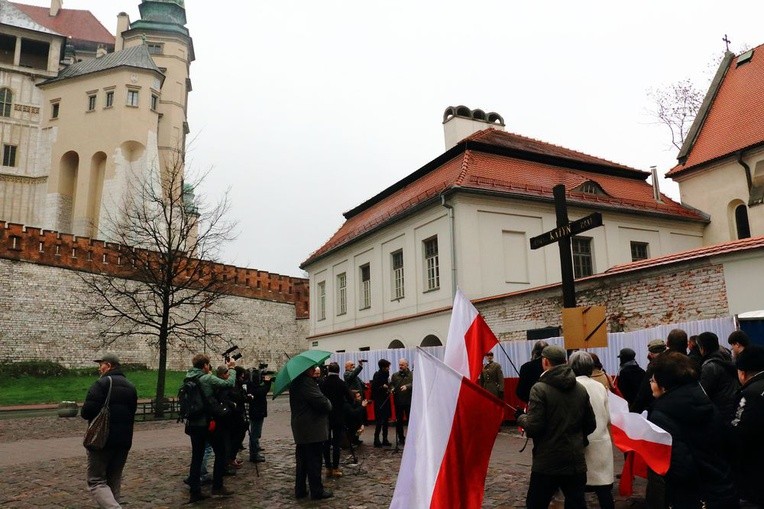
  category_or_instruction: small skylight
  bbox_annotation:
[737,49,754,67]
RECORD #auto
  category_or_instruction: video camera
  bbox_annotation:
[222,345,242,363]
[257,362,276,377]
[358,359,368,363]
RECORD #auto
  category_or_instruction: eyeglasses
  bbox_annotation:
[649,377,656,384]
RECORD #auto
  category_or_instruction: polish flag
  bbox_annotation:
[390,348,505,509]
[443,288,499,383]
[607,392,672,495]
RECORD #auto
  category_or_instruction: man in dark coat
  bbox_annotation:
[630,339,668,414]
[390,358,413,444]
[615,348,645,407]
[246,366,272,463]
[516,345,596,509]
[515,340,547,404]
[730,344,764,506]
[290,365,333,500]
[343,360,366,394]
[371,359,392,447]
[697,331,739,423]
[81,353,137,509]
[320,362,353,477]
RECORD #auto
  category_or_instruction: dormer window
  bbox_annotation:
[575,180,607,196]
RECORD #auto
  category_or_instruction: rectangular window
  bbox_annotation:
[630,241,649,262]
[317,281,326,321]
[51,102,59,118]
[2,144,16,167]
[336,272,347,315]
[572,236,593,278]
[424,236,440,291]
[359,264,371,310]
[126,89,139,107]
[87,94,96,111]
[147,43,163,55]
[391,250,404,300]
[105,91,114,108]
[151,94,158,111]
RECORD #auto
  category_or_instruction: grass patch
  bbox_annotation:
[0,369,187,406]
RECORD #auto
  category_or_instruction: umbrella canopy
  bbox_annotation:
[271,349,331,399]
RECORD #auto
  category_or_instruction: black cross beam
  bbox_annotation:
[529,185,603,308]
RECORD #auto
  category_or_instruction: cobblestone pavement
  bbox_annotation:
[0,398,647,508]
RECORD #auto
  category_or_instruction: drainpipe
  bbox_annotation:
[737,151,752,190]
[441,194,457,298]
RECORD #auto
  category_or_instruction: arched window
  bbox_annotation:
[388,340,405,349]
[735,204,751,239]
[0,88,12,117]
[420,335,442,347]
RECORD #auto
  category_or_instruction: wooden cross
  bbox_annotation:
[529,185,603,308]
[723,34,731,52]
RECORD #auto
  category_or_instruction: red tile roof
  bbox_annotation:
[302,129,707,268]
[667,44,764,177]
[605,234,764,275]
[12,2,114,46]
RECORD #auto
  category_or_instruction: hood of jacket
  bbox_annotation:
[185,366,205,378]
[703,349,736,376]
[539,365,577,391]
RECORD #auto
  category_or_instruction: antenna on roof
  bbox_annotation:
[723,34,731,53]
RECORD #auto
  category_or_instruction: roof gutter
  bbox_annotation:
[440,193,457,298]
[738,150,752,190]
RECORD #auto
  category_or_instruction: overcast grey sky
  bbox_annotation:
[24,1,764,276]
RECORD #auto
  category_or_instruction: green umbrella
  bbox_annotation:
[271,349,331,399]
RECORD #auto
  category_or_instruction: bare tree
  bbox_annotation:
[79,150,237,413]
[648,78,705,151]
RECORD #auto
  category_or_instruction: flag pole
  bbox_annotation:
[495,341,521,377]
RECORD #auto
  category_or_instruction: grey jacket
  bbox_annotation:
[517,365,596,475]
[289,373,332,444]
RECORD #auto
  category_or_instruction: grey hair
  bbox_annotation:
[569,351,594,377]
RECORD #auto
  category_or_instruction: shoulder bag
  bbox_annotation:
[83,375,113,450]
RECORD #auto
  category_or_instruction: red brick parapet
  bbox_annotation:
[0,221,309,319]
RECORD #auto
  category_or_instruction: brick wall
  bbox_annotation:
[0,222,310,370]
[477,262,728,340]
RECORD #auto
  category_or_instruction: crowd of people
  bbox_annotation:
[78,327,763,508]
[513,330,764,508]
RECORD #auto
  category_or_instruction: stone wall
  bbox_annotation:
[0,256,308,370]
[477,262,728,340]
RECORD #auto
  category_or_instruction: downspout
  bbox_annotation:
[441,194,457,298]
[737,150,752,190]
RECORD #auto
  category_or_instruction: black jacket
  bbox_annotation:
[81,369,138,450]
[730,371,764,504]
[247,370,272,419]
[616,360,645,407]
[289,373,331,444]
[700,349,739,423]
[515,357,543,403]
[320,374,353,426]
[649,383,737,508]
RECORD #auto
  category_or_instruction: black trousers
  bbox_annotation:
[208,424,229,489]
[295,442,324,497]
[323,422,344,469]
[394,403,410,441]
[526,471,587,509]
[186,425,208,495]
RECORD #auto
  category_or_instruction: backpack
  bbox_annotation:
[177,375,206,423]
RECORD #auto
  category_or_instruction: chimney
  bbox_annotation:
[50,0,62,16]
[650,165,663,202]
[115,12,130,52]
[442,105,505,150]
[96,44,107,58]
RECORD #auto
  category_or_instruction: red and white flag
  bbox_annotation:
[390,348,505,509]
[443,288,499,383]
[608,392,672,495]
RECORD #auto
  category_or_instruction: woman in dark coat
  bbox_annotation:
[647,352,738,509]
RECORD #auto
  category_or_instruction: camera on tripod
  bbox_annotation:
[222,345,242,363]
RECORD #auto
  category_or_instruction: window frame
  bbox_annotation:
[391,250,404,300]
[423,236,440,291]
[0,88,12,117]
[126,89,139,107]
[51,101,60,119]
[2,144,17,167]
[87,94,97,111]
[105,91,114,108]
[572,236,594,278]
[316,281,326,321]
[359,264,371,310]
[630,241,649,262]
[336,272,347,316]
[150,94,158,111]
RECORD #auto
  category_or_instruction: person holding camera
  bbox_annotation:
[344,359,366,394]
[344,390,368,447]
[390,358,413,445]
[247,364,272,463]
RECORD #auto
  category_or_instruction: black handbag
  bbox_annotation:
[83,376,112,450]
